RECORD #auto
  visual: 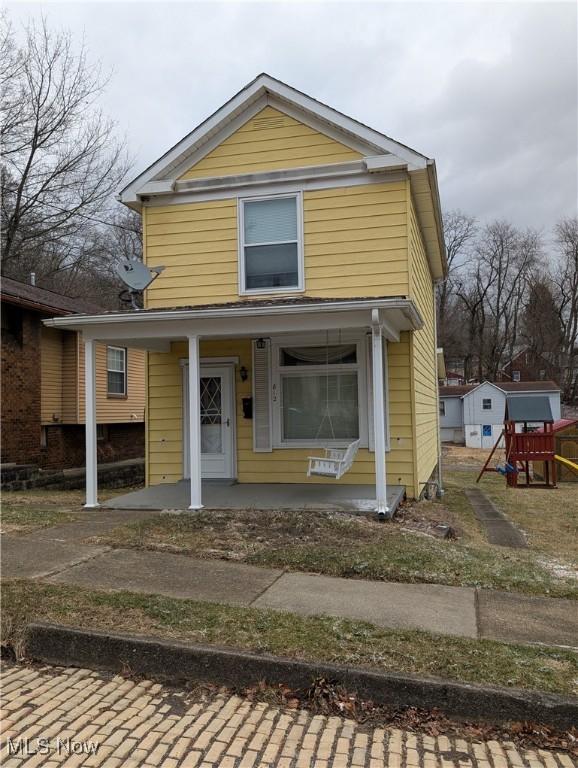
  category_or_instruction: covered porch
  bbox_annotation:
[105,479,405,513]
[44,296,423,518]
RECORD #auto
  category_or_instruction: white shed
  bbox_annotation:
[439,385,475,443]
[462,381,561,449]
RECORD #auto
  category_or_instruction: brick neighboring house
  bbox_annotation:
[496,347,559,384]
[1,277,145,470]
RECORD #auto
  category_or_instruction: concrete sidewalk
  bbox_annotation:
[2,521,577,648]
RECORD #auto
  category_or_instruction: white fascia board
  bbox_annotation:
[151,168,408,208]
[119,73,429,207]
[138,180,175,196]
[175,160,366,194]
[364,155,410,173]
[264,77,428,168]
[426,160,448,273]
[42,297,423,334]
[119,81,269,206]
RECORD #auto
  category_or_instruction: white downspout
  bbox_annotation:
[188,334,203,510]
[84,337,99,508]
[371,309,389,518]
[433,281,444,497]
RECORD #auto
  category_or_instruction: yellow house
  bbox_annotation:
[45,74,446,514]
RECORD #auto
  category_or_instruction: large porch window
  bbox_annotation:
[272,339,366,447]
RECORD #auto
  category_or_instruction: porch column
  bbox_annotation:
[371,317,389,517]
[188,334,203,510]
[84,338,99,508]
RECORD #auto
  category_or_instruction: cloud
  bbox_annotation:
[6,1,577,230]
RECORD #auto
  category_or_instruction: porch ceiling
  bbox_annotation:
[42,296,423,350]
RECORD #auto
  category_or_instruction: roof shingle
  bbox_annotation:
[1,276,103,316]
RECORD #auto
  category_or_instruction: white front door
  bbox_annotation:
[183,364,235,479]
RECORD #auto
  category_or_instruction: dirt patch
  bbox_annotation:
[443,445,492,467]
[89,506,459,561]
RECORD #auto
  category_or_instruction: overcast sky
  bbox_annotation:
[8,1,578,233]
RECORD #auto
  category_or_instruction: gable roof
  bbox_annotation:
[498,380,560,392]
[439,385,476,397]
[462,380,560,399]
[0,276,103,316]
[119,73,446,278]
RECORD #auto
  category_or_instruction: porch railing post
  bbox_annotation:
[371,312,389,517]
[188,334,203,510]
[84,337,99,508]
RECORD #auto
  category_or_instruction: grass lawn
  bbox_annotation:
[3,580,577,696]
[459,472,578,564]
[86,471,578,599]
[0,487,139,534]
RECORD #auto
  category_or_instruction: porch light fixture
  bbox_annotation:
[239,365,248,382]
[256,337,266,349]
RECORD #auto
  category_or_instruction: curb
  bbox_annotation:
[23,622,578,729]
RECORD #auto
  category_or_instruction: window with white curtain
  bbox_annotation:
[277,343,360,443]
[240,194,302,293]
[107,346,127,396]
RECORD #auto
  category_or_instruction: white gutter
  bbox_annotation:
[43,297,424,331]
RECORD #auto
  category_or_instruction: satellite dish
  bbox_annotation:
[116,259,165,309]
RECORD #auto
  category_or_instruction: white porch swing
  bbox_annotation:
[306,331,360,479]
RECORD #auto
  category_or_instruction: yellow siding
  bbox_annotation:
[61,332,79,423]
[303,184,409,298]
[143,183,409,309]
[147,337,418,496]
[179,106,361,180]
[408,185,438,495]
[78,343,146,424]
[40,327,63,424]
[144,198,238,307]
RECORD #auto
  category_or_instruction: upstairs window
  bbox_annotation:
[512,370,521,382]
[439,401,446,417]
[482,398,492,410]
[107,346,127,396]
[240,194,302,293]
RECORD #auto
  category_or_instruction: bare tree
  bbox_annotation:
[521,276,563,379]
[454,260,491,381]
[470,222,539,379]
[552,217,578,402]
[1,16,129,282]
[437,210,476,361]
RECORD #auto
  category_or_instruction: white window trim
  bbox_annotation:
[512,370,521,382]
[238,192,304,296]
[107,345,127,396]
[270,332,368,449]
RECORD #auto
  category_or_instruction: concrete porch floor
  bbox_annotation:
[105,480,406,514]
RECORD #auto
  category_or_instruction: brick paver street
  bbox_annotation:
[1,663,575,768]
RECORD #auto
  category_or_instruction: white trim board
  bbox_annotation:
[144,167,408,208]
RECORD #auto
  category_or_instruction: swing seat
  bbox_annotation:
[307,440,360,480]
